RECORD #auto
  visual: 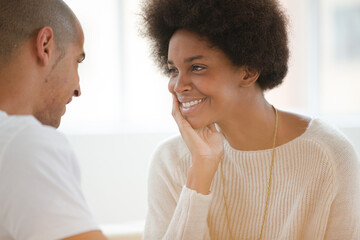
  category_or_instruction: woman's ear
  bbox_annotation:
[239,66,260,88]
[35,26,55,66]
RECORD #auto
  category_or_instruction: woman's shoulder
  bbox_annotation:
[279,111,359,183]
[280,111,348,145]
[281,111,358,162]
[278,110,357,160]
[150,135,191,168]
[305,119,360,191]
[305,119,358,159]
[154,135,189,155]
[277,110,311,146]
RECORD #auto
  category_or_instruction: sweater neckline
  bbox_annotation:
[223,118,316,154]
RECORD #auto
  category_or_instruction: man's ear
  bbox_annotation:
[36,27,55,66]
[239,66,260,88]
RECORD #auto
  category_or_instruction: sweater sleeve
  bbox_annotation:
[324,142,360,239]
[143,139,212,240]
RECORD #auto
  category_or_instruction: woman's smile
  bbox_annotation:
[167,30,247,129]
[180,97,207,115]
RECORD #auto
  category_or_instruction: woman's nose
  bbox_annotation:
[170,74,192,93]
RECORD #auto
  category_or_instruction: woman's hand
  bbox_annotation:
[172,95,224,194]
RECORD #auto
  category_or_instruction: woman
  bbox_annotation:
[141,0,360,239]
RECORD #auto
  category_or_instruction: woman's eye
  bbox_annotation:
[168,68,178,74]
[192,65,205,72]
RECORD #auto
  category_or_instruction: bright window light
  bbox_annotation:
[60,0,360,131]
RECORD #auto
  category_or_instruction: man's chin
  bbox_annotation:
[37,117,61,128]
[62,106,67,116]
[33,111,61,128]
[53,120,61,129]
[44,119,61,128]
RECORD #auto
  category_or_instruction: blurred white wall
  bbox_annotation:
[67,132,174,224]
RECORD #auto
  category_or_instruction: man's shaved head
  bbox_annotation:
[0,0,78,66]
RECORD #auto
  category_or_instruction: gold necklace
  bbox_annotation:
[220,107,278,240]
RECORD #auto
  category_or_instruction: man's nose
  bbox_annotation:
[74,85,81,97]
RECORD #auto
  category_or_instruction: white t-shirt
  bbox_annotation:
[0,110,99,240]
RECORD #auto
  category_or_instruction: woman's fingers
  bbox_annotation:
[171,94,191,131]
[171,95,224,159]
[171,95,224,194]
[208,123,218,133]
[171,95,201,151]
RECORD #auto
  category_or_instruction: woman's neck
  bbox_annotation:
[218,94,277,151]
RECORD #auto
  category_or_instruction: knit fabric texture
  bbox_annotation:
[143,119,360,240]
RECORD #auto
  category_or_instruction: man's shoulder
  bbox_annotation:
[0,115,74,165]
[0,114,38,141]
[0,117,98,240]
[0,114,68,146]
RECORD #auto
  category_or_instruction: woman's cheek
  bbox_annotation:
[168,78,176,94]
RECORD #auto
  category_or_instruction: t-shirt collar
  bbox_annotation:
[0,110,7,117]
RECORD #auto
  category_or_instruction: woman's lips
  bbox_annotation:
[180,97,207,114]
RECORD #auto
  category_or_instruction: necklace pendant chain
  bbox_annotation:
[221,106,279,240]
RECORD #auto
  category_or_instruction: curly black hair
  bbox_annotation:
[141,0,289,90]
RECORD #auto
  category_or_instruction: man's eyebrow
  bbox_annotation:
[167,55,205,65]
[78,52,86,63]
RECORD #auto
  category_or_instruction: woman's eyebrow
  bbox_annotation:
[167,55,205,65]
[184,55,204,63]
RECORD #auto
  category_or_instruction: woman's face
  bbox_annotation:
[168,29,246,129]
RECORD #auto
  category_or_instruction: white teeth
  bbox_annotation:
[182,98,205,108]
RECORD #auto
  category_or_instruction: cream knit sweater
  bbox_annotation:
[143,119,360,240]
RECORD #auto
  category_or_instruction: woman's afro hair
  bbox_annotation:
[141,0,290,90]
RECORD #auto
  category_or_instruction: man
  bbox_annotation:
[0,0,107,239]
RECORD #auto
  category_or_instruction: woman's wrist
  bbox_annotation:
[186,157,221,194]
[186,168,212,194]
